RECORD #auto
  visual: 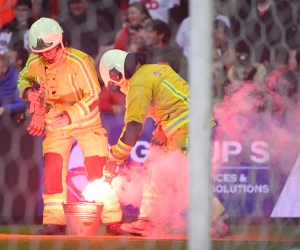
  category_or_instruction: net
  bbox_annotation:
[1,0,300,249]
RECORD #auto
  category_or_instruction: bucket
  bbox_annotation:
[62,202,103,236]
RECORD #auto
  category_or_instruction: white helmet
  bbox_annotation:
[99,49,129,90]
[29,17,64,53]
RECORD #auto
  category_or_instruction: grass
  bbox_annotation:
[1,220,300,249]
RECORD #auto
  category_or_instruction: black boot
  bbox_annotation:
[35,224,66,235]
[106,222,128,236]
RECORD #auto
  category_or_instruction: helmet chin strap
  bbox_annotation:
[60,41,65,50]
[119,80,129,95]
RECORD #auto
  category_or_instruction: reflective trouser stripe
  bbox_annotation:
[43,198,66,225]
[163,111,189,137]
[212,116,216,127]
[211,197,225,222]
[138,196,157,220]
[181,136,189,155]
[101,197,122,224]
[44,202,64,210]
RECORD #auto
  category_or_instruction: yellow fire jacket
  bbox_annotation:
[18,47,102,131]
[111,64,216,162]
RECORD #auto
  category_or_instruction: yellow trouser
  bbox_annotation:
[138,124,224,222]
[42,125,122,225]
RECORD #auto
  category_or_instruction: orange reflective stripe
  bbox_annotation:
[76,101,89,116]
[65,51,96,103]
[44,202,63,206]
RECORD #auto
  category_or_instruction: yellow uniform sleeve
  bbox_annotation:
[111,83,153,162]
[18,54,39,99]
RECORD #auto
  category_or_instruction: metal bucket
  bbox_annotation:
[62,202,103,236]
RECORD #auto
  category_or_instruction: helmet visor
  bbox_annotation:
[109,67,123,84]
[32,38,53,51]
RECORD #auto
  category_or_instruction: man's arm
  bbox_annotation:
[110,85,152,162]
[18,54,39,100]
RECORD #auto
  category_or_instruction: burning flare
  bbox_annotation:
[82,178,113,202]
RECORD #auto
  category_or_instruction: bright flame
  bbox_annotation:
[82,178,113,202]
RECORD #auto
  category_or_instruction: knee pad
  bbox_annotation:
[85,156,107,182]
[43,153,63,194]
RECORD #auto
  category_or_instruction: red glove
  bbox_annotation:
[27,89,40,104]
[103,159,124,183]
[27,103,46,136]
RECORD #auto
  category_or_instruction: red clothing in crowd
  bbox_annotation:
[113,25,130,51]
[0,0,17,27]
[99,86,126,115]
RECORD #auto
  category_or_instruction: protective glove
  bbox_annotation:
[151,125,167,146]
[49,112,71,130]
[27,89,41,104]
[103,159,123,183]
[27,103,46,136]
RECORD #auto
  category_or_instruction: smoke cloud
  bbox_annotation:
[212,80,300,216]
[114,147,189,236]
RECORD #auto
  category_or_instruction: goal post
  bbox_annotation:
[188,0,214,249]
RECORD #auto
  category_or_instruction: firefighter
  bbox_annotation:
[18,18,123,235]
[99,49,228,237]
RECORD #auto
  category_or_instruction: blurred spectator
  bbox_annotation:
[0,0,17,28]
[169,0,189,38]
[277,70,300,100]
[128,0,180,24]
[266,46,295,94]
[212,58,227,105]
[59,0,115,61]
[143,19,187,80]
[127,24,145,52]
[114,2,152,51]
[227,53,267,85]
[59,0,122,30]
[213,19,235,74]
[0,54,26,119]
[0,0,35,54]
[241,0,296,64]
[215,14,231,29]
[270,47,300,125]
[175,16,189,58]
[7,47,29,73]
[99,85,126,115]
[219,0,250,39]
[38,0,59,19]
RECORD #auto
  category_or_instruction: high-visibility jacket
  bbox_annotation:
[111,64,216,161]
[18,47,102,131]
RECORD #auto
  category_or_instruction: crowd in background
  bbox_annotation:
[1,0,300,119]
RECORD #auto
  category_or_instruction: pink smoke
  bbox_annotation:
[112,147,190,236]
[212,80,300,175]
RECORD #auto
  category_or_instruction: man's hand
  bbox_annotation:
[27,113,44,136]
[49,112,70,130]
[27,103,47,136]
[103,159,120,183]
[151,125,166,146]
[27,89,41,104]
